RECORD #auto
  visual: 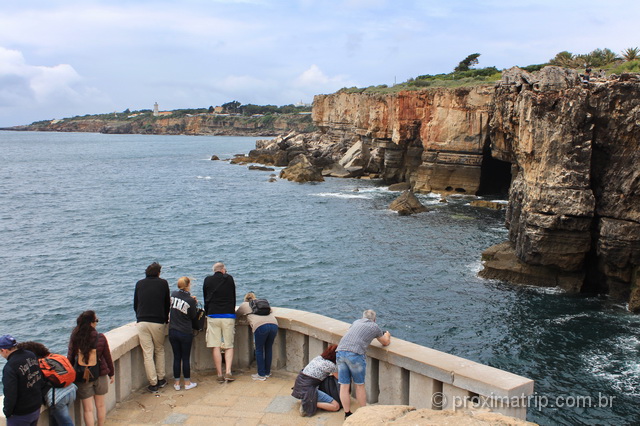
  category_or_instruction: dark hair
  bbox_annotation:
[145,262,162,277]
[70,310,97,363]
[17,341,50,358]
[321,344,338,363]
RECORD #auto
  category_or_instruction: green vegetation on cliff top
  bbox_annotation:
[27,103,312,127]
[338,48,640,95]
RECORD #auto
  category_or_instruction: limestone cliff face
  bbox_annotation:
[313,88,493,194]
[11,114,313,136]
[310,67,640,310]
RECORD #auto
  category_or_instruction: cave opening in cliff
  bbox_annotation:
[478,152,512,198]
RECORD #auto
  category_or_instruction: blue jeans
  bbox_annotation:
[336,350,366,385]
[169,328,194,379]
[50,386,76,426]
[254,323,278,376]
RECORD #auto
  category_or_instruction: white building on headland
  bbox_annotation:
[153,102,159,117]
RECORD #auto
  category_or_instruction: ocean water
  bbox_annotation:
[0,131,638,425]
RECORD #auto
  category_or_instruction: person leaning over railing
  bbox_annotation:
[235,292,278,381]
[336,309,391,419]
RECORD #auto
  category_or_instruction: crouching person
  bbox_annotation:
[292,344,341,417]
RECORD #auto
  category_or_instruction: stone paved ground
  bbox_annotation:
[106,369,350,425]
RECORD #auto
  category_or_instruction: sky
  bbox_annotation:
[0,0,638,127]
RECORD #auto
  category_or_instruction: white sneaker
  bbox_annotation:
[185,382,197,390]
[251,374,267,381]
[173,384,180,391]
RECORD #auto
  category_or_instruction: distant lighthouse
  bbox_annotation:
[153,102,159,117]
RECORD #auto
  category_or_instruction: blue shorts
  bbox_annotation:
[317,389,334,403]
[336,350,366,385]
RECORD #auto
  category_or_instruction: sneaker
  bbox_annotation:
[265,373,272,378]
[147,384,159,393]
[157,378,168,388]
[345,411,352,419]
[185,382,197,390]
[217,375,225,383]
[224,373,235,382]
[173,383,180,391]
[251,374,266,381]
[299,404,307,417]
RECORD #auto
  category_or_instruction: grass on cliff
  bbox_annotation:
[338,67,502,94]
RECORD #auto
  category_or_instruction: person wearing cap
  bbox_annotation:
[134,261,171,392]
[0,334,44,425]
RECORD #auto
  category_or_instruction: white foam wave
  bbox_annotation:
[466,260,484,274]
[581,337,640,396]
[312,192,372,199]
[196,176,212,180]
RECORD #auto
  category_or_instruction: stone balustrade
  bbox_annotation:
[0,307,533,424]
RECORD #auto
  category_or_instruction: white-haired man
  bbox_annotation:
[203,262,237,383]
[336,309,391,418]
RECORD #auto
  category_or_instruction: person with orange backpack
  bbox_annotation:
[16,341,77,426]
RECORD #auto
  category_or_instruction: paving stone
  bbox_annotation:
[162,413,189,424]
[265,395,299,413]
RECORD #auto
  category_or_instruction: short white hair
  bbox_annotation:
[213,262,225,272]
[362,309,376,322]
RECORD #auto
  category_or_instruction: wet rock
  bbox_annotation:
[388,182,412,192]
[248,165,275,171]
[279,155,324,183]
[470,200,505,210]
[389,191,428,216]
[210,155,220,161]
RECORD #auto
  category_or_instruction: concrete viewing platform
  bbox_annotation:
[106,368,345,425]
[0,307,535,425]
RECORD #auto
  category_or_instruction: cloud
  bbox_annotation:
[0,46,109,124]
[294,65,354,91]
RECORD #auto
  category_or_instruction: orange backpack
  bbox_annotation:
[39,354,76,388]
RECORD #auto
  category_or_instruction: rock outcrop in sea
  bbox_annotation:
[248,66,640,311]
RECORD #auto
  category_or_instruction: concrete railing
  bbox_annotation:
[0,307,533,424]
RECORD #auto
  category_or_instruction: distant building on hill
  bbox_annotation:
[153,102,159,117]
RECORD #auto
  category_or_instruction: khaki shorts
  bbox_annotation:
[206,317,236,349]
[77,374,109,400]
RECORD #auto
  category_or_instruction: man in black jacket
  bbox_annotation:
[203,262,237,383]
[134,262,171,392]
[1,334,44,425]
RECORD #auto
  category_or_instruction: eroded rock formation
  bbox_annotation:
[250,66,640,310]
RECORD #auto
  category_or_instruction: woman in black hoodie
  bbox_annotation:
[169,276,198,391]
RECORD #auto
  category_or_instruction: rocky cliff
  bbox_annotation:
[253,67,639,311]
[7,113,314,136]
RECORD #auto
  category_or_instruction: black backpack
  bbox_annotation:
[249,298,271,315]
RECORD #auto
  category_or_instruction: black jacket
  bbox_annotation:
[292,372,322,416]
[169,289,197,334]
[2,349,44,418]
[134,276,170,323]
[291,373,341,416]
[203,272,236,315]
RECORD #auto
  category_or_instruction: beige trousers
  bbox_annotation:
[137,322,167,385]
